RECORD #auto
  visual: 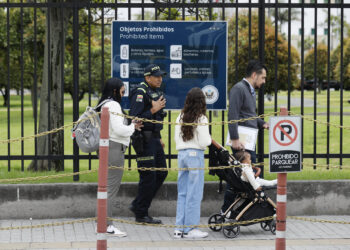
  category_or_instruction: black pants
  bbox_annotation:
[131,137,168,218]
[221,149,257,212]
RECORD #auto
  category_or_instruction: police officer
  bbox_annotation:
[129,64,168,224]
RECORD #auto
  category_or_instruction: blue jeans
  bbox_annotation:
[175,149,205,233]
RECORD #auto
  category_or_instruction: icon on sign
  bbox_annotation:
[170,45,182,60]
[123,82,129,97]
[202,85,219,104]
[120,45,129,60]
[170,64,182,79]
[273,120,298,146]
[120,63,129,78]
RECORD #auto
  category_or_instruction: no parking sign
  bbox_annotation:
[269,116,302,173]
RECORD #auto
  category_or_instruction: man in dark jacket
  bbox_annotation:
[128,64,168,224]
[222,60,269,213]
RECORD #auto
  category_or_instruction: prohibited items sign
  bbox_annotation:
[269,116,301,173]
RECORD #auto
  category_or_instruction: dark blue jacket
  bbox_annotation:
[129,81,166,138]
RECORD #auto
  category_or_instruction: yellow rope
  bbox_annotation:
[0,218,96,231]
[289,111,350,130]
[1,215,349,231]
[288,216,350,225]
[1,161,350,183]
[108,216,274,228]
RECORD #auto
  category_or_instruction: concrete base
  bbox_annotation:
[1,181,350,219]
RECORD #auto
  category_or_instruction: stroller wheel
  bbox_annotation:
[223,220,240,238]
[269,220,276,235]
[208,213,225,232]
[260,221,271,231]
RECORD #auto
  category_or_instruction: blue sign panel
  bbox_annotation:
[112,21,227,110]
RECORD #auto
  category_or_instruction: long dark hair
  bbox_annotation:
[181,87,207,141]
[96,78,124,112]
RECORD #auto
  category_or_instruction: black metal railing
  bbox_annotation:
[0,0,349,180]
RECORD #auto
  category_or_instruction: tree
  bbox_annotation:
[333,38,350,90]
[304,44,328,91]
[330,44,341,81]
[139,0,219,21]
[28,2,71,171]
[324,10,350,41]
[63,11,111,101]
[298,36,314,52]
[228,11,300,93]
[0,8,45,107]
[272,7,300,34]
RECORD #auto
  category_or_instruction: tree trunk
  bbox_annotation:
[1,89,9,107]
[30,84,40,118]
[28,4,71,171]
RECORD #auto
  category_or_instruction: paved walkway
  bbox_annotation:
[1,216,350,250]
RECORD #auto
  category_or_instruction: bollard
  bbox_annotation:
[96,107,110,250]
[275,107,288,250]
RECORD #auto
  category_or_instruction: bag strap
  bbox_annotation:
[72,99,112,132]
[94,99,113,110]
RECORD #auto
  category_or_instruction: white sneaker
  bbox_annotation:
[184,229,208,238]
[106,225,127,237]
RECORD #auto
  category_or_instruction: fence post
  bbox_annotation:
[275,107,288,250]
[96,107,110,250]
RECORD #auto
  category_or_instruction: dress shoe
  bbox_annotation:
[129,204,136,215]
[135,216,162,224]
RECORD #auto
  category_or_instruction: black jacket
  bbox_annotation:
[129,81,166,137]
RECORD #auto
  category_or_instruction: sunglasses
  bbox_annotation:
[121,90,125,95]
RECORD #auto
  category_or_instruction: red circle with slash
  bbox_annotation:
[273,120,298,146]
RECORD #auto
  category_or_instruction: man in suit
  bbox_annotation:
[222,60,269,213]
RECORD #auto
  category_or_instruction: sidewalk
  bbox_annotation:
[1,216,350,250]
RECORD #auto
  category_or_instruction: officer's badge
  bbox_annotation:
[151,93,158,98]
[136,95,143,102]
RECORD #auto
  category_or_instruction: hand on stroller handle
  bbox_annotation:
[211,139,260,173]
[211,139,239,164]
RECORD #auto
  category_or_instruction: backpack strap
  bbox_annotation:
[94,99,113,110]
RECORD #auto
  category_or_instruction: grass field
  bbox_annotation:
[0,89,349,183]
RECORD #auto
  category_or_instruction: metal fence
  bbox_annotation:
[0,0,349,180]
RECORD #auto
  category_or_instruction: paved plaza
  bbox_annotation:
[1,216,350,250]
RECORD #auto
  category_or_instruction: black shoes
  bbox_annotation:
[129,204,162,224]
[135,216,162,224]
[129,204,137,215]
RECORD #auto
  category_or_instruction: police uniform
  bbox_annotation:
[129,65,168,224]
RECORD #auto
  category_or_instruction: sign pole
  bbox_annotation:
[275,107,288,250]
[96,107,110,250]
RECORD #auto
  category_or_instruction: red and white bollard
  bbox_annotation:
[96,107,110,250]
[276,107,288,250]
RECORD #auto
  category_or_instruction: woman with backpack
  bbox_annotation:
[96,77,142,237]
[173,87,212,238]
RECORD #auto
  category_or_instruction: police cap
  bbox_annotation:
[144,64,167,77]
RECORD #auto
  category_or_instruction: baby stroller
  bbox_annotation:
[208,140,277,238]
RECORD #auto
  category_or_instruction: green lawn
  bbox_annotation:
[0,89,350,183]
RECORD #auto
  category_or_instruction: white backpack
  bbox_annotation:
[72,100,111,153]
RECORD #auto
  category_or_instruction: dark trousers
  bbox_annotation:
[131,137,168,218]
[221,149,256,212]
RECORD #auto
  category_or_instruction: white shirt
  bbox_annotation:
[243,77,255,96]
[102,101,135,146]
[174,114,212,151]
[241,163,261,190]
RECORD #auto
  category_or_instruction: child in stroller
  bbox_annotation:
[208,140,277,238]
[235,150,277,191]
